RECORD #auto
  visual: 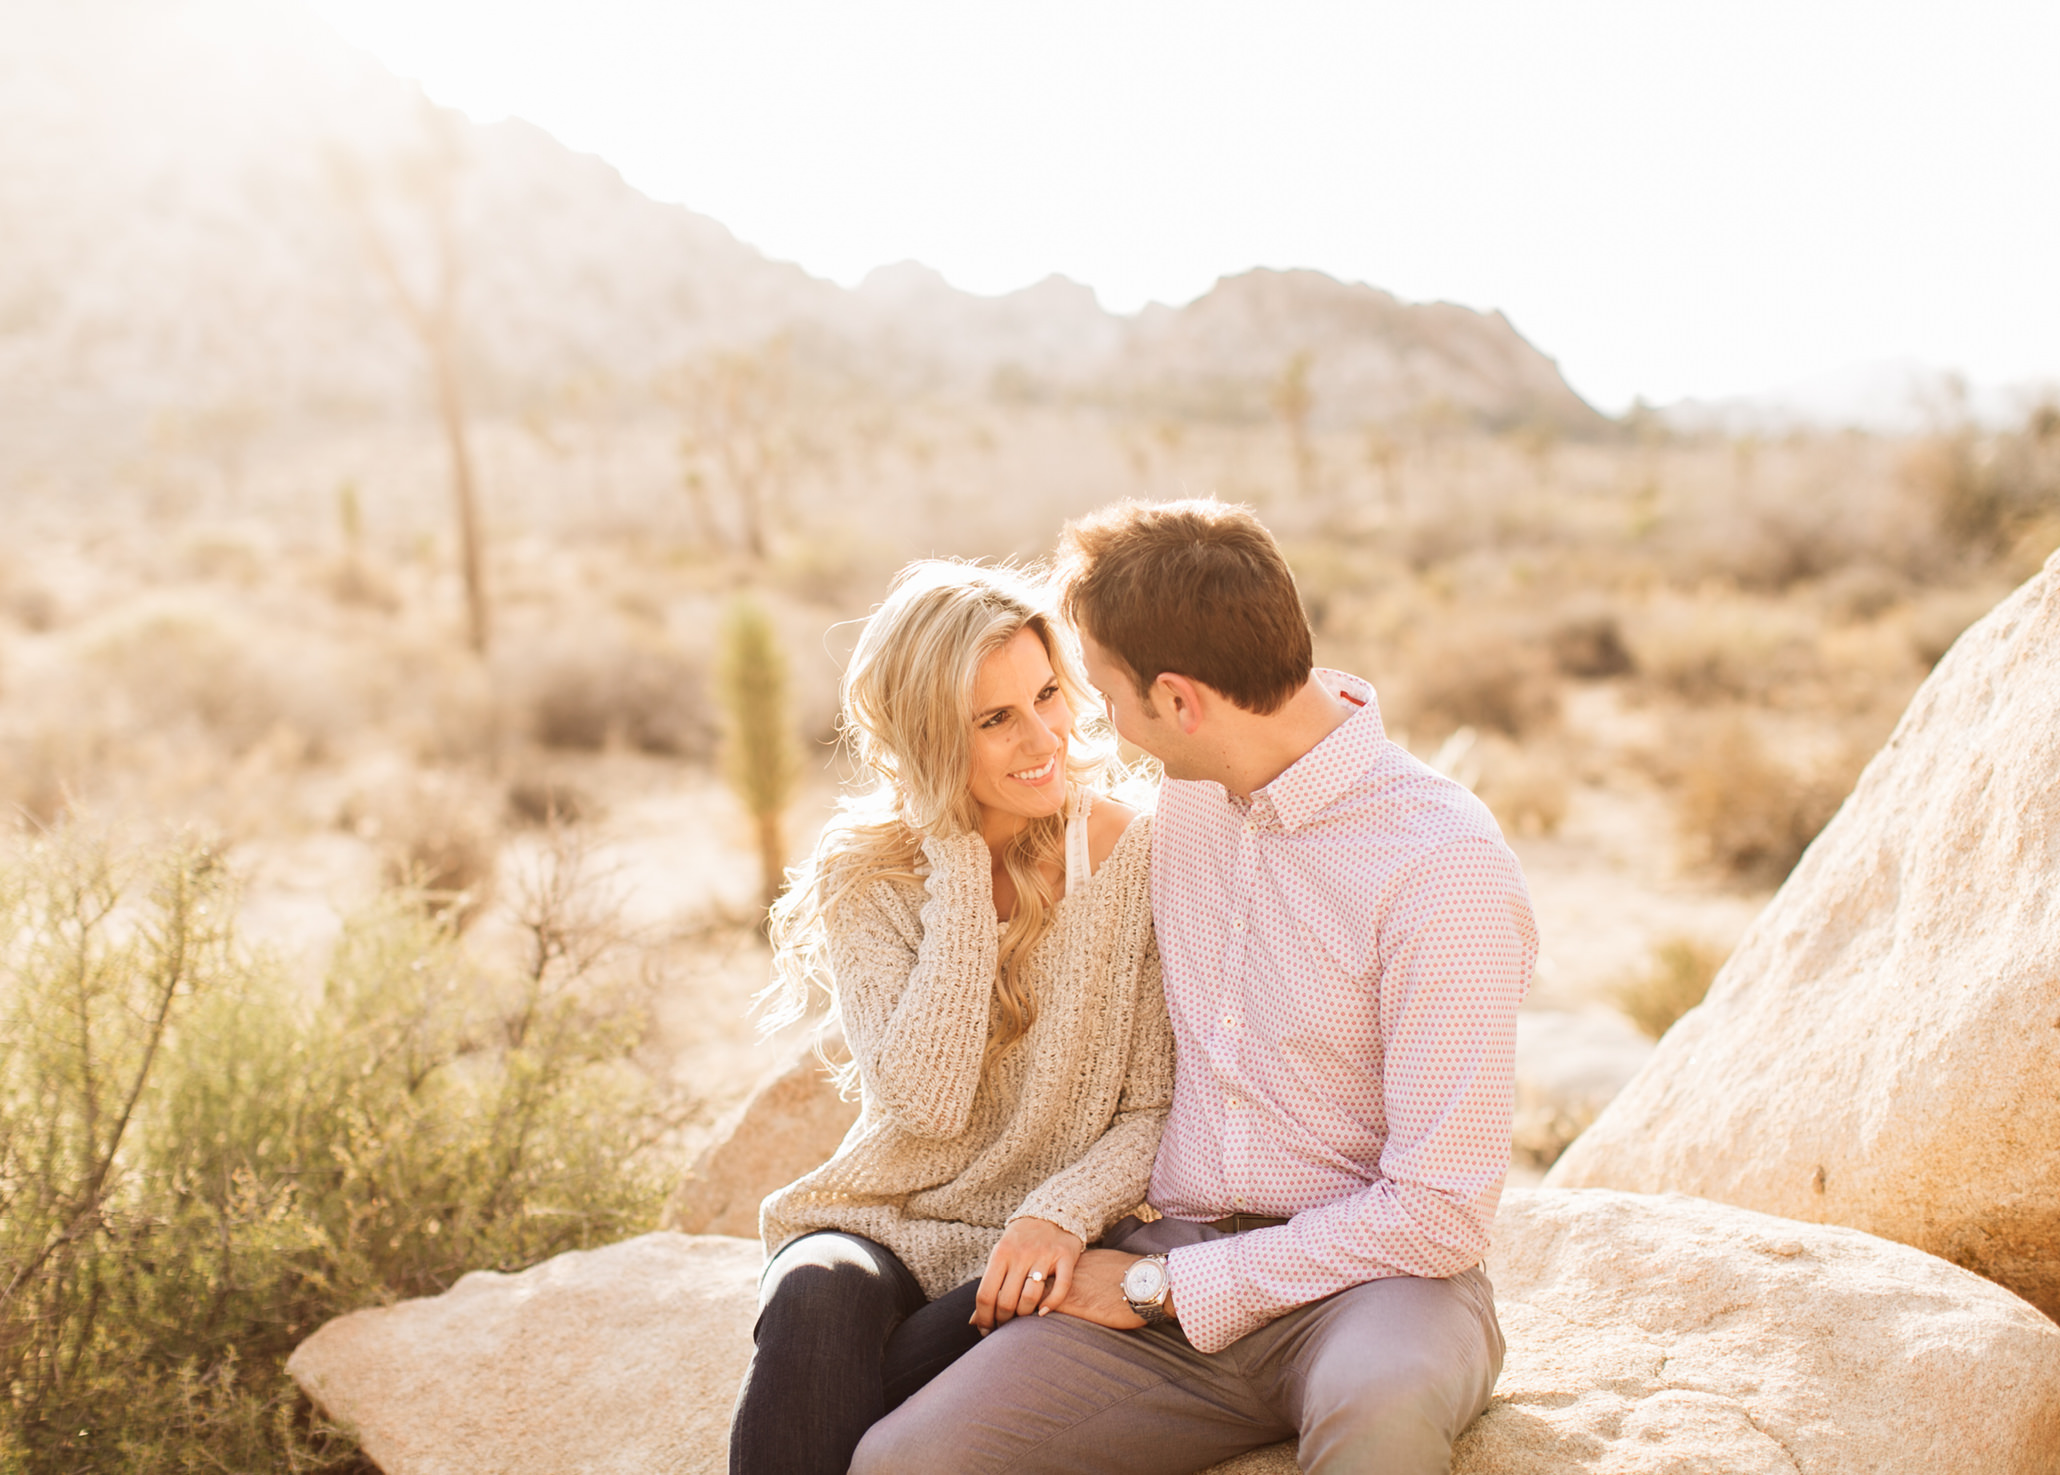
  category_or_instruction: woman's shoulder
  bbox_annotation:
[1078,803,1152,923]
[1086,794,1151,867]
[1085,794,1140,874]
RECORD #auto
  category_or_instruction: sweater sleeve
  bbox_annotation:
[1011,850,1175,1246]
[827,829,999,1141]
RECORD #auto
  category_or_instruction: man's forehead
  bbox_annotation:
[1076,629,1119,669]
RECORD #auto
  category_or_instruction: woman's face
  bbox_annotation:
[966,626,1073,838]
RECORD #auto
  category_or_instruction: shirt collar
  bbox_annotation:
[1246,669,1386,834]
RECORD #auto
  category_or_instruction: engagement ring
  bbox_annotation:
[1026,1270,1046,1283]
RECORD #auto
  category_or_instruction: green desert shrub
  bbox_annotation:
[0,829,682,1472]
[718,597,799,912]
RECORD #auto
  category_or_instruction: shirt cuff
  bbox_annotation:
[1165,1236,1268,1354]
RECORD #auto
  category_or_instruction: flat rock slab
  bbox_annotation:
[1464,1189,2060,1474]
[290,1188,2060,1474]
[289,1235,761,1475]
[1549,550,2060,1315]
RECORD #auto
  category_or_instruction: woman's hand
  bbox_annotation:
[971,1217,1084,1333]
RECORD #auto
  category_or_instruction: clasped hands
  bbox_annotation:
[971,1217,1165,1334]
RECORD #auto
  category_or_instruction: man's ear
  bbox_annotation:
[1153,674,1208,736]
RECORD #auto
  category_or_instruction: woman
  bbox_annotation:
[728,561,1171,1475]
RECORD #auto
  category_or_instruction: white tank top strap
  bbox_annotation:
[1064,787,1095,896]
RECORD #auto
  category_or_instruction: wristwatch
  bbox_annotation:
[1121,1254,1174,1326]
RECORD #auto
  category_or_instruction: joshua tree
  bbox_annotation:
[718,598,799,915]
[1270,351,1318,502]
[666,339,811,561]
[330,106,489,654]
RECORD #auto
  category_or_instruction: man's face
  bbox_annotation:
[1077,629,1179,764]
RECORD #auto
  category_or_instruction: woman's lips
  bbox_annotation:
[1010,754,1059,786]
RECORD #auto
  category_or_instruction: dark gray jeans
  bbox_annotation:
[727,1231,983,1475]
[850,1216,1505,1475]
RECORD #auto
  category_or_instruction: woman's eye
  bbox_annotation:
[1037,684,1060,703]
[981,711,1008,729]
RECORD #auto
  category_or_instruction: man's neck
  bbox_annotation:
[1211,676,1354,803]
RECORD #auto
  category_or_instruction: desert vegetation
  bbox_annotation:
[4,354,2054,1466]
[0,828,684,1470]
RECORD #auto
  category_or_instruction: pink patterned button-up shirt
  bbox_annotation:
[1150,670,1538,1353]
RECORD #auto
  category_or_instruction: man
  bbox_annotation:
[853,499,1537,1475]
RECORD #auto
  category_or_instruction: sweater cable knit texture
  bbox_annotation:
[760,796,1172,1299]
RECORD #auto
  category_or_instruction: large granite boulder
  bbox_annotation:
[288,1189,2060,1474]
[1549,551,2060,1314]
[669,1040,858,1237]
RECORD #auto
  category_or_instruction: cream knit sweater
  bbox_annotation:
[760,806,1172,1299]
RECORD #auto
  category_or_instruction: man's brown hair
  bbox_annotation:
[1056,499,1312,715]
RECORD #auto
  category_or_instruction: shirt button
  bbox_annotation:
[1222,1015,1234,1027]
[1232,917,1247,932]
[1228,1096,1240,1108]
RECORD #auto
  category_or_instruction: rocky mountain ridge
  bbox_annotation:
[0,0,1606,467]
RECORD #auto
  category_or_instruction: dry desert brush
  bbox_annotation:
[0,828,684,1472]
[1615,934,1731,1040]
[1666,715,1860,884]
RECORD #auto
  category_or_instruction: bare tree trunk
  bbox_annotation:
[432,324,488,653]
[679,462,723,549]
[331,109,490,654]
[1271,351,1317,503]
[754,809,785,913]
[731,456,769,563]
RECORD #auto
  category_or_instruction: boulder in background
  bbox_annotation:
[1550,552,2060,1315]
[669,1040,858,1238]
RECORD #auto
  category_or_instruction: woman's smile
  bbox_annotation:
[1009,754,1060,787]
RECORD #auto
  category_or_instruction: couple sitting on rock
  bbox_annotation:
[728,499,1539,1475]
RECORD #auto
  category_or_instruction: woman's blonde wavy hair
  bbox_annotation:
[762,560,1114,1069]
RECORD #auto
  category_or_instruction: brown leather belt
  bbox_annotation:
[1207,1213,1290,1234]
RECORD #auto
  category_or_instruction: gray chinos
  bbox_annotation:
[848,1217,1504,1475]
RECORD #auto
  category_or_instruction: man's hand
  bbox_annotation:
[972,1218,1084,1332]
[1040,1248,1174,1330]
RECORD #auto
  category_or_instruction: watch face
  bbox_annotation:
[1123,1257,1166,1303]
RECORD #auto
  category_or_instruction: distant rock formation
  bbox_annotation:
[1550,549,2060,1316]
[287,1189,2060,1474]
[2,0,1606,471]
[1104,268,1602,433]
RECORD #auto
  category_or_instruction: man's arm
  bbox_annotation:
[1162,837,1537,1354]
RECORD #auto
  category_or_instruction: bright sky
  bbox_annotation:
[304,0,2060,413]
